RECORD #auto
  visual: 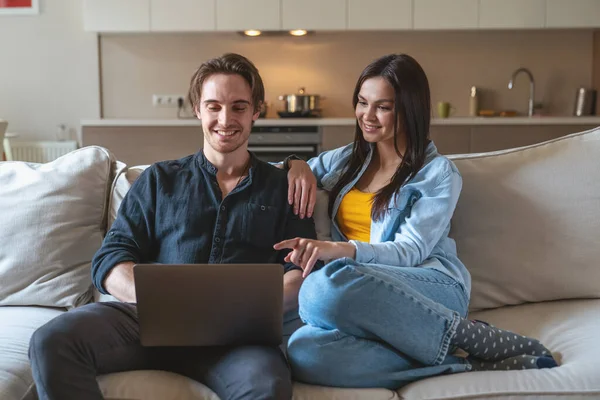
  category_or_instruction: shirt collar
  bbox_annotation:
[196,149,260,178]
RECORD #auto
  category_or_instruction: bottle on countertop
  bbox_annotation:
[469,86,479,117]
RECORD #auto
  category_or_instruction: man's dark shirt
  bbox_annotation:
[92,151,318,294]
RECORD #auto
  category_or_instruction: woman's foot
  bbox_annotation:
[451,319,552,361]
[467,354,558,371]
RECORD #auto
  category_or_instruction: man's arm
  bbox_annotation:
[283,269,303,314]
[103,261,136,303]
[91,167,157,299]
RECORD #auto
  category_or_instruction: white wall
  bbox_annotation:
[0,0,99,142]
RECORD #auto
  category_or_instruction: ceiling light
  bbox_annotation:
[289,29,307,36]
[244,29,262,37]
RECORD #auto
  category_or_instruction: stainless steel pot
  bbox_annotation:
[278,87,321,113]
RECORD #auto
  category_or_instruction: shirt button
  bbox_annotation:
[221,205,226,211]
[215,237,221,243]
[260,205,266,211]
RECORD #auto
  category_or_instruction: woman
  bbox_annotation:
[275,54,557,389]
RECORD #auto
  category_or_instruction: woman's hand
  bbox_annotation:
[274,238,356,278]
[287,160,317,219]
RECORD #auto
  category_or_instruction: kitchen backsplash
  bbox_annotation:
[100,30,594,119]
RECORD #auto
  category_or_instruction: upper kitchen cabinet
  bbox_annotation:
[83,0,150,32]
[150,0,215,31]
[546,0,600,28]
[217,0,280,31]
[282,0,346,30]
[414,0,478,30]
[347,0,412,30]
[479,0,545,29]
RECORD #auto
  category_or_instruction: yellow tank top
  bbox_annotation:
[336,187,374,242]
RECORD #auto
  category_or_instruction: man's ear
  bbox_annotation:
[252,102,261,121]
[193,105,201,119]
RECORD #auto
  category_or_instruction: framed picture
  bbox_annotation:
[0,0,39,15]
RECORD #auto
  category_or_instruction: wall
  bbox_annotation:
[0,0,99,141]
[101,30,593,119]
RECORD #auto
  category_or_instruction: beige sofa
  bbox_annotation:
[1,126,600,400]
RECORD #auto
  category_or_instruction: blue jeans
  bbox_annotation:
[29,302,294,400]
[287,258,471,389]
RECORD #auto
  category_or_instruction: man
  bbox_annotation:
[28,53,318,400]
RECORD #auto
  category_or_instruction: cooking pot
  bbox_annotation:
[278,87,321,113]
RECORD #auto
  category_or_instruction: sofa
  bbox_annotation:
[1,126,600,400]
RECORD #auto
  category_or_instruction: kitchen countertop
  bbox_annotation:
[81,116,600,127]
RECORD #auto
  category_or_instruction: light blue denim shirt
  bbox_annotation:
[308,141,471,296]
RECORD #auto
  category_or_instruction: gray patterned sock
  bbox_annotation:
[467,354,558,371]
[451,319,551,361]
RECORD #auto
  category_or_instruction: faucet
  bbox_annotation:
[508,68,535,117]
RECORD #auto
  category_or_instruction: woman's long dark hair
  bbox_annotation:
[328,54,431,221]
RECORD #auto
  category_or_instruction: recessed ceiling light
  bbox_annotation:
[244,29,262,37]
[289,29,307,36]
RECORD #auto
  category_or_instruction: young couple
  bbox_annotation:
[28,53,556,400]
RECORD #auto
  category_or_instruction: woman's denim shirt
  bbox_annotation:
[308,141,471,296]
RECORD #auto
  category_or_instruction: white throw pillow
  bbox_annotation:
[450,126,600,311]
[0,146,116,308]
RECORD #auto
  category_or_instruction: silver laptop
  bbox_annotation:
[133,264,283,347]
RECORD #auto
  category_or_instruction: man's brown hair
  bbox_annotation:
[188,53,265,113]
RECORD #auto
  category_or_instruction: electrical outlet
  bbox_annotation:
[152,94,185,107]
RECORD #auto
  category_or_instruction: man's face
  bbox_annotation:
[196,73,260,155]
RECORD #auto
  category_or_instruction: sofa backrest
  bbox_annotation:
[450,126,600,311]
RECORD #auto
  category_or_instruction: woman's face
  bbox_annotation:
[355,76,399,146]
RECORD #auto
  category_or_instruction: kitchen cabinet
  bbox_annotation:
[546,0,600,28]
[413,0,478,30]
[282,0,346,30]
[83,0,150,32]
[217,0,280,31]
[478,0,545,29]
[150,0,215,31]
[347,0,411,30]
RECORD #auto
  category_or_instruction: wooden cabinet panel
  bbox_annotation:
[347,0,411,30]
[414,0,478,30]
[546,0,600,28]
[430,126,471,155]
[217,0,280,31]
[469,125,595,153]
[479,0,545,29]
[151,0,215,31]
[282,0,346,30]
[84,0,150,32]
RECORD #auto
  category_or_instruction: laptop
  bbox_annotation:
[133,263,283,347]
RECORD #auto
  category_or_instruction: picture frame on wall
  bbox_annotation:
[0,0,39,15]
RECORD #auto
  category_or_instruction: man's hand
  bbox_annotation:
[274,238,356,278]
[103,262,137,303]
[287,160,317,219]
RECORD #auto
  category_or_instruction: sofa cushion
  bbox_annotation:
[450,127,600,311]
[98,370,219,400]
[0,306,65,400]
[293,383,400,399]
[98,371,400,400]
[0,146,116,308]
[397,299,600,399]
